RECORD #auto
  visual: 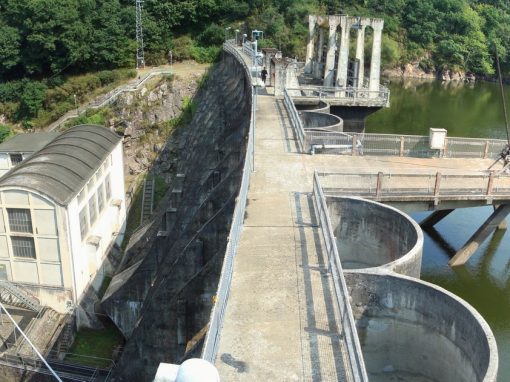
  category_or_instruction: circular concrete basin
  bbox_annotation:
[345,271,498,382]
[295,100,330,113]
[300,111,343,131]
[327,197,423,277]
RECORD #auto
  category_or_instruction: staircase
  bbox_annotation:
[140,174,155,223]
[0,280,41,312]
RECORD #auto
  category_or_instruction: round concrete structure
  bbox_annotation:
[295,100,330,114]
[327,197,423,277]
[345,271,498,382]
[300,111,343,131]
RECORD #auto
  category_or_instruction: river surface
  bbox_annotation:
[367,79,510,380]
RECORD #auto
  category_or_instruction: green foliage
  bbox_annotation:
[0,124,14,143]
[17,81,47,121]
[154,175,168,206]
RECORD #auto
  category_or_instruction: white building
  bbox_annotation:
[0,132,60,177]
[0,125,126,313]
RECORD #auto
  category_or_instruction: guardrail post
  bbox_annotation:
[352,134,358,156]
[484,141,490,159]
[376,172,383,198]
[399,136,404,157]
[443,138,448,158]
[486,171,495,196]
[434,172,442,204]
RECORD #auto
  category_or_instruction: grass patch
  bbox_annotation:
[65,320,123,368]
[154,174,168,206]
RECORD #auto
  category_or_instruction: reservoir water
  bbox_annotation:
[367,79,510,380]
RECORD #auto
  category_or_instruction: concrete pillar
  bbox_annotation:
[355,26,366,87]
[323,18,339,87]
[450,204,510,267]
[336,18,350,88]
[419,209,454,229]
[305,15,317,74]
[368,20,384,95]
[314,28,325,79]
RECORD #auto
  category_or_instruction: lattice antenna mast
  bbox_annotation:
[135,0,145,69]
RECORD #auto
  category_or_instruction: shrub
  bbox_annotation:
[189,46,221,63]
[0,124,14,143]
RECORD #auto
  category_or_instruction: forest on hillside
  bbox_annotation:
[1,0,510,128]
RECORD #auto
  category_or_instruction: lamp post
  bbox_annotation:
[235,29,240,46]
[224,26,231,42]
[73,94,78,116]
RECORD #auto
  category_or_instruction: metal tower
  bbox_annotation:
[135,0,145,69]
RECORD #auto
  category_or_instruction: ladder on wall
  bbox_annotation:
[140,173,155,223]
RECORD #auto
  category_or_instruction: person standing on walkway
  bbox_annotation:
[261,67,268,85]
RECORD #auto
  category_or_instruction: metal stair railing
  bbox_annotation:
[0,280,41,313]
[140,174,155,223]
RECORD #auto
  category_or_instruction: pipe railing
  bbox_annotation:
[283,88,307,152]
[201,42,254,363]
[312,172,369,382]
[317,171,510,203]
[287,85,390,106]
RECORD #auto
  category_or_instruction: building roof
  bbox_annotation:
[0,132,61,153]
[0,125,121,206]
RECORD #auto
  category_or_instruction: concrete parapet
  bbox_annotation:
[345,271,498,382]
[327,196,423,277]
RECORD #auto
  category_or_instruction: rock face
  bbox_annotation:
[102,53,252,381]
[110,74,200,177]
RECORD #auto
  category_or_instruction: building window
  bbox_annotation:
[105,175,111,201]
[11,236,36,259]
[9,154,23,166]
[97,184,105,212]
[7,209,33,233]
[89,196,97,226]
[79,207,88,240]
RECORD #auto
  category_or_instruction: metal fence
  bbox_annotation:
[283,88,306,151]
[317,170,510,203]
[312,172,369,382]
[201,42,254,363]
[286,85,390,107]
[359,134,507,159]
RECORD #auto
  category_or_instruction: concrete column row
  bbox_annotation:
[306,15,384,91]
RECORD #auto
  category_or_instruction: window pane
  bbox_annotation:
[79,207,88,240]
[89,196,97,226]
[10,154,23,166]
[105,175,111,200]
[11,236,36,259]
[97,184,105,212]
[7,209,33,233]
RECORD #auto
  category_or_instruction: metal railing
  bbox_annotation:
[358,134,507,159]
[242,41,263,67]
[287,85,390,107]
[283,88,306,151]
[317,170,510,204]
[312,172,369,382]
[201,42,254,362]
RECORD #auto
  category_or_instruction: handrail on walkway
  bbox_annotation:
[201,42,254,363]
[283,88,306,152]
[317,170,510,204]
[287,84,390,107]
[312,172,369,382]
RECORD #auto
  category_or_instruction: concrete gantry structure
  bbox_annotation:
[305,15,384,92]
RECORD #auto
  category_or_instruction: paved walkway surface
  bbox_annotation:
[215,82,503,380]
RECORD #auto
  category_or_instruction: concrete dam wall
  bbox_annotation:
[102,52,252,381]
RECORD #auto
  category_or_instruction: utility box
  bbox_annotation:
[429,128,447,149]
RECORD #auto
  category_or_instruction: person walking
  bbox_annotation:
[261,67,268,85]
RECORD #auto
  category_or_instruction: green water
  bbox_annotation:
[367,79,510,380]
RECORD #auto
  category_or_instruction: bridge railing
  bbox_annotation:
[317,170,510,203]
[312,172,369,382]
[283,88,307,151]
[287,85,390,106]
[201,42,254,363]
[358,134,507,159]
